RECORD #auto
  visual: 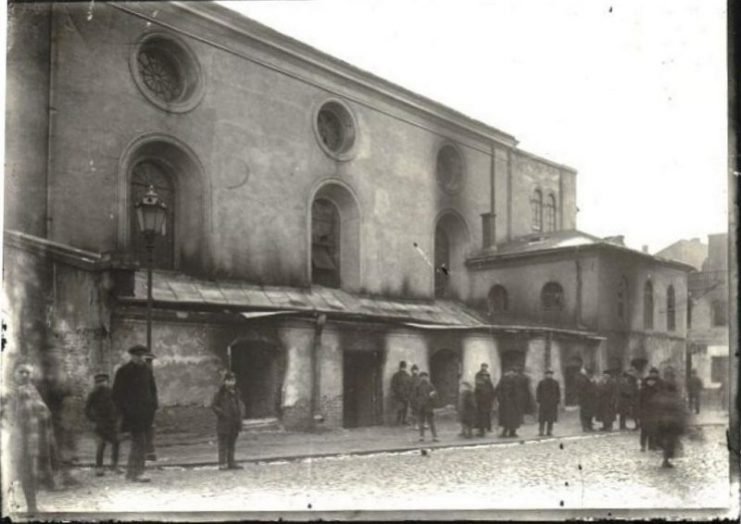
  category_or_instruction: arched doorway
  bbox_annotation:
[434,211,470,299]
[230,340,284,420]
[430,349,461,407]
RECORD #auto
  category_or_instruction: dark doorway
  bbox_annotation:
[431,349,461,408]
[343,350,383,428]
[564,356,583,406]
[630,358,648,376]
[231,341,283,419]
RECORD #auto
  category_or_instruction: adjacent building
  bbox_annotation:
[3,1,693,432]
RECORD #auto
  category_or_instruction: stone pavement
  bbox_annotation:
[69,409,729,469]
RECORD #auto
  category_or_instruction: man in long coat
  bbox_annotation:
[536,370,560,436]
[211,371,245,470]
[112,345,158,482]
[595,370,618,431]
[575,368,596,432]
[390,361,411,425]
[474,363,495,436]
[617,369,639,430]
[495,368,522,437]
[650,373,688,468]
[638,367,664,451]
[412,372,438,442]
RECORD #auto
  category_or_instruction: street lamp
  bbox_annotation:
[135,185,168,355]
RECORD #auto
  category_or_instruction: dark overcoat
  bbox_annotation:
[638,376,664,430]
[495,373,521,429]
[617,374,638,415]
[391,370,411,406]
[474,371,495,411]
[211,386,245,435]
[459,389,477,426]
[112,361,158,433]
[84,385,119,440]
[595,376,618,424]
[413,380,437,414]
[408,374,422,411]
[536,377,560,423]
[515,373,534,417]
[575,373,596,417]
[650,385,688,438]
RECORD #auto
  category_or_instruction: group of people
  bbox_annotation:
[391,361,562,441]
[575,365,689,467]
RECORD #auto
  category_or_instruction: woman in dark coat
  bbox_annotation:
[536,370,560,436]
[596,371,618,431]
[495,369,522,437]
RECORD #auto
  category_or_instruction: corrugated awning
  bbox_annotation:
[239,311,302,320]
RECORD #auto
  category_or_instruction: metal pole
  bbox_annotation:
[146,233,154,353]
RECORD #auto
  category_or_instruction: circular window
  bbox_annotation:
[313,100,357,161]
[130,32,205,113]
[436,144,464,194]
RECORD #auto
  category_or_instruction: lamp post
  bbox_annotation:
[135,185,168,354]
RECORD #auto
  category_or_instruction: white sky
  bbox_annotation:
[219,0,728,253]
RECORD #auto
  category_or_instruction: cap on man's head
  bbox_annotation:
[399,361,407,368]
[128,345,148,356]
[481,363,488,368]
[411,364,419,371]
[545,369,554,375]
[94,373,109,382]
[419,371,429,377]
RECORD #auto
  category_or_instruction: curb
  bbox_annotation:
[69,421,727,471]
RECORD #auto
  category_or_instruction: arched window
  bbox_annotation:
[434,212,469,300]
[545,194,557,232]
[487,285,509,315]
[643,280,654,329]
[541,282,564,311]
[311,198,341,288]
[617,276,629,321]
[531,189,543,232]
[130,159,175,269]
[666,285,676,331]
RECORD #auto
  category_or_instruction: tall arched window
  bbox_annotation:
[531,189,543,232]
[617,276,629,321]
[130,159,175,269]
[643,280,654,329]
[311,198,341,288]
[541,282,564,311]
[666,285,676,331]
[545,194,557,232]
[487,285,509,315]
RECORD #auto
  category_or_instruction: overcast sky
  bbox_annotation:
[219,0,727,253]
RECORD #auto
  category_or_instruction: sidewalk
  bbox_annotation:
[70,409,729,469]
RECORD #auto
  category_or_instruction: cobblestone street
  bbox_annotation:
[15,426,731,518]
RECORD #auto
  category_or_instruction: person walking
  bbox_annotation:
[412,372,438,442]
[211,371,245,470]
[638,367,664,451]
[474,363,495,436]
[112,345,159,482]
[0,363,56,514]
[595,370,618,431]
[459,381,477,438]
[617,369,639,430]
[536,370,560,436]
[391,361,411,426]
[576,367,596,432]
[495,368,522,437]
[84,373,122,476]
[650,374,688,468]
[143,352,158,461]
[687,369,703,415]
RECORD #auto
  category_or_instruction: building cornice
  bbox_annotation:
[513,148,578,174]
[111,1,518,151]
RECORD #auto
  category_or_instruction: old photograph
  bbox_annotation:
[1,0,737,520]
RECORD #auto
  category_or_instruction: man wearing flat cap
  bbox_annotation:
[536,370,560,436]
[474,363,495,437]
[112,345,158,482]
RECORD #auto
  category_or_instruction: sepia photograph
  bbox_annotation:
[1,0,738,520]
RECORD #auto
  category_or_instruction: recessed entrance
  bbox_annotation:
[564,356,583,406]
[230,340,284,420]
[430,349,461,408]
[343,350,383,428]
[500,350,526,373]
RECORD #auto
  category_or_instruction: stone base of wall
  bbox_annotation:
[317,395,343,428]
[281,398,313,431]
[154,405,216,438]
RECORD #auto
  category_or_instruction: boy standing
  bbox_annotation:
[413,372,438,442]
[459,382,476,438]
[211,372,245,470]
[84,373,121,476]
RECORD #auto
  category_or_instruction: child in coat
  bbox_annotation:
[459,382,477,438]
[84,373,121,476]
[210,372,245,470]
